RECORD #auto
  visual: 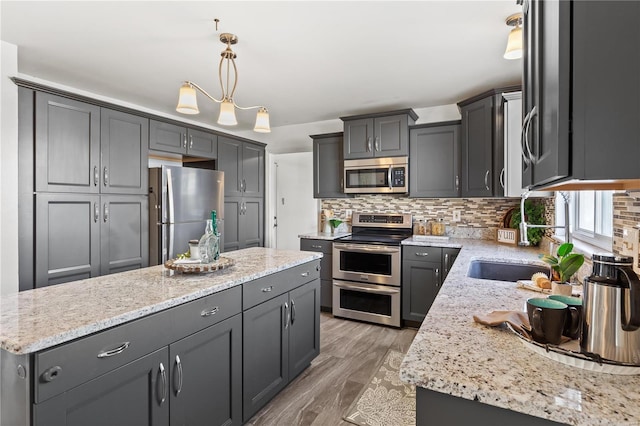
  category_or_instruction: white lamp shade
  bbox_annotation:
[253,108,271,133]
[504,25,523,60]
[176,84,199,114]
[217,100,238,125]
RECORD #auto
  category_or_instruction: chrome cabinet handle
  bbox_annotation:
[94,202,99,223]
[189,135,193,149]
[455,175,460,191]
[284,302,289,329]
[367,137,373,152]
[94,166,99,186]
[103,167,109,187]
[388,166,393,190]
[415,252,429,257]
[41,366,62,383]
[444,253,450,275]
[291,299,296,325]
[301,271,310,277]
[311,244,322,249]
[201,306,219,317]
[435,268,440,286]
[525,106,538,163]
[262,286,273,293]
[500,168,505,189]
[158,362,167,405]
[103,203,109,222]
[520,109,533,165]
[182,133,187,148]
[341,178,344,190]
[375,136,381,152]
[97,341,130,358]
[316,264,321,272]
[174,355,183,397]
[522,106,537,164]
[484,170,490,191]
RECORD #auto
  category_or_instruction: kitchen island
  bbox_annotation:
[399,239,640,425]
[1,247,322,426]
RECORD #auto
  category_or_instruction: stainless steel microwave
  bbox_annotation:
[343,156,408,194]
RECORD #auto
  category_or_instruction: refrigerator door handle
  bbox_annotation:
[167,168,174,226]
[167,224,174,262]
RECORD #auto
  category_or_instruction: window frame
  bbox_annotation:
[556,191,613,251]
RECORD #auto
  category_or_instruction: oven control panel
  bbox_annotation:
[353,213,412,228]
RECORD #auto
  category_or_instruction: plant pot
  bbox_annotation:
[551,281,573,296]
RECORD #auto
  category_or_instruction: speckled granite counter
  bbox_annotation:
[298,232,350,240]
[0,247,322,355]
[399,239,640,425]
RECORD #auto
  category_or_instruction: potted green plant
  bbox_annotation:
[539,242,585,283]
[328,218,343,234]
[509,199,546,246]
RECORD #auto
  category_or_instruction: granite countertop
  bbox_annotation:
[399,239,640,425]
[0,247,322,355]
[298,232,351,240]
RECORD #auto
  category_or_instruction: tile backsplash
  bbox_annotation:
[321,195,554,240]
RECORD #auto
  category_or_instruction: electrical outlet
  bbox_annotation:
[452,211,461,222]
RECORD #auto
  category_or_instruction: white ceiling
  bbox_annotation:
[1,1,522,153]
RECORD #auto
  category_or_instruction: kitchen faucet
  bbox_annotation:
[519,191,570,246]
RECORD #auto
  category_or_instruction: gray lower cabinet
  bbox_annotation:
[409,122,461,198]
[242,276,320,422]
[223,197,264,252]
[149,120,218,159]
[299,238,333,311]
[35,194,148,288]
[311,132,349,198]
[169,314,242,426]
[402,246,460,324]
[33,347,169,426]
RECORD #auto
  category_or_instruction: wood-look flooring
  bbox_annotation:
[246,313,418,426]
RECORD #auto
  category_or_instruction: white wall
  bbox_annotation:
[267,152,318,250]
[1,41,19,297]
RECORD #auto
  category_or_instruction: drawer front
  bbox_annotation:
[171,286,242,340]
[403,246,442,262]
[300,239,332,254]
[35,308,173,403]
[243,260,320,310]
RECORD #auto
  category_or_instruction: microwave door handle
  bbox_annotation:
[334,282,399,295]
[388,166,393,190]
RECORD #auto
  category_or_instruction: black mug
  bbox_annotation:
[526,298,568,345]
[548,295,582,340]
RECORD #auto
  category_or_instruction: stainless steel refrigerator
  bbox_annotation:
[149,166,224,265]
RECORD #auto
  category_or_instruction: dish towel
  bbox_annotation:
[473,310,532,340]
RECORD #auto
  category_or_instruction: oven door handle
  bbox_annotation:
[333,243,399,254]
[334,282,400,295]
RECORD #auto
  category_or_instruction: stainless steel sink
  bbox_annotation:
[467,260,548,282]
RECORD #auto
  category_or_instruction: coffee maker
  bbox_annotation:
[581,254,640,364]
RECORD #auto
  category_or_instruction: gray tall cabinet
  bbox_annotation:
[19,89,149,289]
[218,136,265,252]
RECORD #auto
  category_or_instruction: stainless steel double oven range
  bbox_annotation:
[332,213,412,327]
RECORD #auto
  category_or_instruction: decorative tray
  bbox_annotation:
[164,256,235,273]
[505,323,640,375]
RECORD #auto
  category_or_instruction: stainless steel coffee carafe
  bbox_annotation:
[581,254,640,364]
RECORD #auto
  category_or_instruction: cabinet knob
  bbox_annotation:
[41,366,62,383]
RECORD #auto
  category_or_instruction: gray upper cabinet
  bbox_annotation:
[35,92,101,194]
[218,136,265,198]
[35,193,101,288]
[311,132,349,199]
[523,1,640,189]
[409,122,461,198]
[35,94,148,195]
[341,110,417,159]
[100,108,149,195]
[100,195,149,276]
[149,120,218,159]
[459,96,494,197]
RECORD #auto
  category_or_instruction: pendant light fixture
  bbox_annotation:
[176,31,271,133]
[503,13,523,60]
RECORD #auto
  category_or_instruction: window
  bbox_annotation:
[555,191,613,251]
